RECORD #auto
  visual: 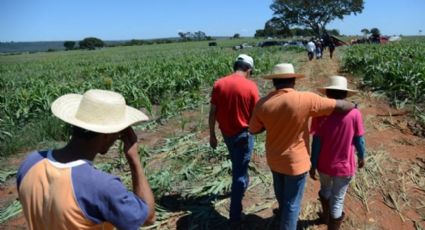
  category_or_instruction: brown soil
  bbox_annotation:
[1,49,424,230]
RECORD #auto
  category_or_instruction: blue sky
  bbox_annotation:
[1,0,424,42]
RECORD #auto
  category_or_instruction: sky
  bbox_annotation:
[0,0,424,42]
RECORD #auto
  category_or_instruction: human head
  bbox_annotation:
[318,76,357,98]
[233,54,254,73]
[262,63,304,80]
[51,89,148,134]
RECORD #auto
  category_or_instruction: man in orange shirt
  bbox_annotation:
[209,54,259,224]
[249,63,355,230]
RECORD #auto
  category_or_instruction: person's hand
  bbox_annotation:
[119,127,138,160]
[309,168,317,180]
[210,134,217,149]
[358,159,365,169]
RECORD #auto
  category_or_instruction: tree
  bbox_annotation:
[79,37,104,50]
[270,0,364,37]
[370,28,380,37]
[233,33,240,39]
[63,41,75,50]
[370,28,381,43]
[361,28,369,37]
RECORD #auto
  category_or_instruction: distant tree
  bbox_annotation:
[270,0,364,37]
[327,29,340,36]
[63,41,75,50]
[233,33,240,39]
[361,28,369,37]
[370,28,380,37]
[79,37,104,50]
[194,31,207,40]
[419,29,422,35]
[370,28,381,43]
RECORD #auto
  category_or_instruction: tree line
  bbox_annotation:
[64,37,105,50]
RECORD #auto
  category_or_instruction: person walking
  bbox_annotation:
[306,40,316,61]
[17,89,156,230]
[310,76,366,230]
[209,54,260,226]
[249,64,355,230]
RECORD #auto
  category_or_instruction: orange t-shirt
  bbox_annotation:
[249,88,336,175]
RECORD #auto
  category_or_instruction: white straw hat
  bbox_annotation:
[51,89,149,133]
[236,54,254,69]
[262,63,304,79]
[318,76,358,97]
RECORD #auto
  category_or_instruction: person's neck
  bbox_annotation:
[275,84,295,90]
[234,70,248,78]
[52,139,98,163]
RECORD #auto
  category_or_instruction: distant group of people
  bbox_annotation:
[307,36,336,60]
[17,54,365,230]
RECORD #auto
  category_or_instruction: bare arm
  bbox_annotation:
[334,100,355,113]
[209,104,218,149]
[120,127,156,226]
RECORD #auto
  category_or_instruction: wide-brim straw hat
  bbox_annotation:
[51,89,149,134]
[318,75,358,97]
[262,63,304,79]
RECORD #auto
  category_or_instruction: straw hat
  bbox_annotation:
[318,76,358,97]
[51,89,148,134]
[262,63,304,79]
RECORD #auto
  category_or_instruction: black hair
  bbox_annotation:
[233,60,252,72]
[325,89,348,99]
[272,78,295,89]
[72,126,100,140]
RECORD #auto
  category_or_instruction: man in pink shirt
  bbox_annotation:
[310,76,366,230]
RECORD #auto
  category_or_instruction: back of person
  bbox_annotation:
[212,73,258,137]
[250,89,335,175]
[18,151,148,230]
[311,109,363,176]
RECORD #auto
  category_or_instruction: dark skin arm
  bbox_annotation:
[120,127,156,226]
[209,104,218,149]
[334,100,355,113]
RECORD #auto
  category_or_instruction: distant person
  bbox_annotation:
[249,64,355,230]
[209,54,260,226]
[17,89,156,230]
[328,38,336,59]
[310,76,366,230]
[307,40,316,61]
[315,39,323,59]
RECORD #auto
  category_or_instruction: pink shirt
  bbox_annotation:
[311,109,365,176]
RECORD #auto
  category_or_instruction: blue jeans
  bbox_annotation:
[223,130,254,221]
[272,171,307,230]
[319,172,352,219]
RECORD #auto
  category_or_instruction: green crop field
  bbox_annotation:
[342,39,425,123]
[0,39,304,156]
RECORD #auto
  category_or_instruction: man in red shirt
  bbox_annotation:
[209,54,260,224]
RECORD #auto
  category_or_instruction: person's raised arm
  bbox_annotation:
[120,127,156,226]
[334,100,355,113]
[209,104,218,149]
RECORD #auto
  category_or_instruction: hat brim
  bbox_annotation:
[262,73,305,80]
[51,94,149,134]
[317,87,358,97]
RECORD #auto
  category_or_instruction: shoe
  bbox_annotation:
[328,212,345,230]
[319,193,330,225]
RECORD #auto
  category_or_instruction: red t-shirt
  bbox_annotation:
[211,73,259,137]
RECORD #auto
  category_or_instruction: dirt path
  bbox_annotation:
[1,50,424,230]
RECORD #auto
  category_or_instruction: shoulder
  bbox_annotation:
[348,108,363,119]
[17,150,48,187]
[72,163,121,190]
